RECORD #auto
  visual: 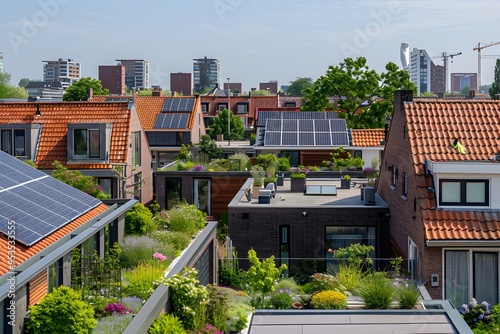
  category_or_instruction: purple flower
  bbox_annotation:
[189,165,206,171]
[105,303,130,315]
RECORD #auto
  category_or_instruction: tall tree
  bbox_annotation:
[489,59,500,99]
[286,77,313,96]
[0,72,28,99]
[302,57,416,129]
[208,108,245,140]
[18,78,31,87]
[62,77,109,101]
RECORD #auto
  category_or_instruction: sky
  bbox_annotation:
[1,0,500,91]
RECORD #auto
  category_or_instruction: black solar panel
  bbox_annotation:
[154,114,189,129]
[332,132,350,146]
[161,98,195,112]
[315,133,331,145]
[0,152,101,246]
[315,119,330,132]
[299,132,314,145]
[299,120,314,132]
[331,119,347,131]
[282,119,298,132]
[264,132,281,146]
[282,132,298,145]
[104,97,129,102]
[266,119,282,131]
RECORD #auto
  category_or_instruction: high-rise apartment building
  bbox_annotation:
[170,72,192,95]
[0,51,3,73]
[409,48,445,94]
[115,59,149,90]
[193,57,220,93]
[99,65,126,95]
[42,58,81,89]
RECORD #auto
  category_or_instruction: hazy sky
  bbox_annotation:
[1,0,500,90]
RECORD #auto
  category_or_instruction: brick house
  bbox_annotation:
[0,101,152,204]
[378,90,500,306]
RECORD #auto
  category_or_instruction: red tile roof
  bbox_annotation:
[0,204,108,276]
[404,100,500,241]
[351,129,385,147]
[0,102,131,169]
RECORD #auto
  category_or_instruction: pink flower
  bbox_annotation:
[153,252,167,262]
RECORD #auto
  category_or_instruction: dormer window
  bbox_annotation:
[67,123,112,162]
[439,179,489,207]
[0,124,41,160]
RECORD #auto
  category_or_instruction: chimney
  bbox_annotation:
[152,86,162,97]
[393,90,413,114]
[88,88,93,100]
[437,92,444,99]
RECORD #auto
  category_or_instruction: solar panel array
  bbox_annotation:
[154,113,189,129]
[257,111,338,127]
[264,118,349,146]
[0,151,101,247]
[104,97,129,102]
[161,98,195,112]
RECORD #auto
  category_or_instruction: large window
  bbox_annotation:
[67,123,111,161]
[165,178,182,209]
[1,129,25,156]
[201,102,210,113]
[134,172,142,202]
[279,226,290,271]
[445,251,470,308]
[474,252,498,305]
[439,179,489,206]
[236,102,249,114]
[194,178,211,215]
[131,131,141,168]
[326,226,375,273]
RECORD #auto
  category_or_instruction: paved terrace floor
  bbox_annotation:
[235,178,388,208]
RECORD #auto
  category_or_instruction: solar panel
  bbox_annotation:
[264,132,281,146]
[332,132,350,146]
[315,119,330,132]
[299,120,314,132]
[331,119,347,131]
[266,119,282,131]
[154,114,189,129]
[282,119,298,132]
[0,152,101,246]
[161,98,195,112]
[104,97,129,102]
[299,132,314,145]
[282,132,298,145]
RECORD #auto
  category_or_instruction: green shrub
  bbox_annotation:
[177,161,195,171]
[168,203,206,235]
[148,313,187,334]
[27,286,97,334]
[310,290,347,310]
[122,262,164,300]
[228,153,252,171]
[218,264,247,291]
[306,273,343,293]
[206,284,231,331]
[271,290,294,309]
[277,157,290,172]
[152,230,191,256]
[275,278,300,294]
[333,243,374,269]
[356,272,395,309]
[397,281,421,309]
[333,263,364,292]
[119,235,174,268]
[227,303,252,332]
[125,203,153,235]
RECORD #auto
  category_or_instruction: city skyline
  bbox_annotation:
[1,1,500,91]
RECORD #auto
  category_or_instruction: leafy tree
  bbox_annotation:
[176,144,191,161]
[208,108,245,140]
[62,77,109,101]
[198,134,223,160]
[302,57,416,128]
[489,59,500,99]
[0,72,28,98]
[460,85,471,95]
[124,202,153,235]
[51,161,109,199]
[18,78,31,87]
[287,77,313,96]
[246,249,287,308]
[27,286,97,334]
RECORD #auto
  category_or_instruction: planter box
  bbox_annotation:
[290,177,306,193]
[340,179,351,189]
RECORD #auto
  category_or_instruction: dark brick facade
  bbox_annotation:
[228,205,390,271]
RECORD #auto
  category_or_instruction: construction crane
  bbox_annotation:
[473,41,500,91]
[441,52,462,93]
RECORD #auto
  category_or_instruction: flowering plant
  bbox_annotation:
[153,252,167,262]
[189,165,206,171]
[104,302,132,315]
[198,324,224,334]
[290,166,309,179]
[459,298,491,328]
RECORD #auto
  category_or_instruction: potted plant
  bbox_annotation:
[290,166,308,193]
[341,174,351,189]
[249,133,256,146]
[251,165,265,198]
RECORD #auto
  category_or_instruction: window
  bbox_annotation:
[1,129,25,156]
[279,226,290,270]
[194,179,211,215]
[391,166,398,188]
[326,226,375,273]
[68,123,111,161]
[98,177,113,197]
[48,259,63,293]
[474,252,498,305]
[201,102,209,113]
[284,102,296,107]
[131,131,141,168]
[236,102,249,114]
[165,178,182,209]
[217,103,228,111]
[134,172,142,201]
[408,238,419,280]
[439,179,489,206]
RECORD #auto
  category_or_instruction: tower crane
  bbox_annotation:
[441,52,462,93]
[473,41,500,91]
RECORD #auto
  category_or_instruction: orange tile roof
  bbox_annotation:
[404,100,500,241]
[0,204,108,276]
[133,96,199,130]
[351,129,385,147]
[0,102,131,169]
